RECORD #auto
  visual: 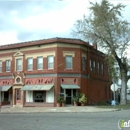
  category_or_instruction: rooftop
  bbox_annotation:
[0,37,91,50]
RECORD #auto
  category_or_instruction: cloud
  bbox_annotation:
[0,0,130,45]
[0,31,20,45]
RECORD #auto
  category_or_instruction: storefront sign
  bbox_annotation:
[0,79,13,86]
[61,78,78,84]
[25,78,54,85]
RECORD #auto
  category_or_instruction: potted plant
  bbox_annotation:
[61,98,66,107]
[57,96,62,107]
[73,96,79,106]
[78,93,87,106]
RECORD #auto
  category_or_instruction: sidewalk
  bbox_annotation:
[0,105,119,113]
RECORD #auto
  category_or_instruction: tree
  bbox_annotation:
[73,0,130,105]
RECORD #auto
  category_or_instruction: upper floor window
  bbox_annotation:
[97,61,100,74]
[37,56,43,70]
[48,56,54,69]
[0,60,2,72]
[101,63,104,74]
[89,60,92,71]
[66,56,72,69]
[6,60,11,72]
[82,57,86,70]
[93,60,96,73]
[27,58,33,70]
[16,58,22,71]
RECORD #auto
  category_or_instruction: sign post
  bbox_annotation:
[110,83,118,105]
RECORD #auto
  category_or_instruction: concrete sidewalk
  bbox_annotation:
[0,106,119,113]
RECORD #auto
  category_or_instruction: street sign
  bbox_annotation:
[110,83,118,92]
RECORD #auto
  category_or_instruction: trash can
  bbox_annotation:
[111,100,116,105]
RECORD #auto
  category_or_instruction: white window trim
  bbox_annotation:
[48,56,54,69]
[27,58,33,71]
[37,56,43,70]
[65,55,73,69]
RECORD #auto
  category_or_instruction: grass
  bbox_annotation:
[96,104,130,110]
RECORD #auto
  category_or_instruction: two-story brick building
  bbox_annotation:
[0,37,112,107]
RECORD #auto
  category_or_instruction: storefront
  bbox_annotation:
[60,78,80,105]
[0,86,12,105]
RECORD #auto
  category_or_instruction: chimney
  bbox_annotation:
[93,43,97,50]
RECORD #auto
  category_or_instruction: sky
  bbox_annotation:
[0,0,130,45]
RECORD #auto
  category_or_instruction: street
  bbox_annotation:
[0,110,130,130]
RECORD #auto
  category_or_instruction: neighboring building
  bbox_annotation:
[0,38,112,107]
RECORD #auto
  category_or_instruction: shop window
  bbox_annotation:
[48,56,54,69]
[37,56,43,70]
[66,56,72,69]
[16,58,22,71]
[6,60,11,72]
[27,58,33,70]
[0,60,2,72]
[33,91,44,102]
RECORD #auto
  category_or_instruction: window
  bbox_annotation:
[97,61,100,74]
[6,60,11,72]
[27,58,33,70]
[16,58,22,71]
[0,61,2,72]
[93,60,96,73]
[66,56,72,69]
[82,57,86,70]
[37,57,43,70]
[48,56,54,69]
[89,60,92,71]
[101,63,104,74]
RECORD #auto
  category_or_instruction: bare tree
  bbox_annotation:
[73,0,130,105]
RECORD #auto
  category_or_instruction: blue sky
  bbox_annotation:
[0,0,130,45]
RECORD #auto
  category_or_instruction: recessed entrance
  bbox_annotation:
[16,89,21,104]
[65,89,78,105]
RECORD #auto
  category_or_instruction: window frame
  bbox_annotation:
[16,58,22,71]
[82,57,86,71]
[6,60,11,72]
[37,56,43,70]
[27,57,33,71]
[65,55,73,69]
[0,60,2,73]
[47,55,54,69]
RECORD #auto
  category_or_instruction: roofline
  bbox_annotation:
[0,37,91,50]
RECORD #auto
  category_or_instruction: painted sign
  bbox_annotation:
[61,78,78,84]
[25,77,54,85]
[0,79,13,86]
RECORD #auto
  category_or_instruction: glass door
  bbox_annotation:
[65,89,72,104]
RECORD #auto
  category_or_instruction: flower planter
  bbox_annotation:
[57,103,61,107]
[73,102,78,106]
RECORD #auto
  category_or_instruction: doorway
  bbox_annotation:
[65,89,78,105]
[15,89,21,104]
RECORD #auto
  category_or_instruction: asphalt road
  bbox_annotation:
[0,110,129,130]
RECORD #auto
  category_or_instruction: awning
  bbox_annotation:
[61,84,80,89]
[0,86,12,91]
[21,84,54,91]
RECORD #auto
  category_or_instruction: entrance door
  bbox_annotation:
[4,92,9,102]
[66,89,72,104]
[65,89,78,105]
[16,89,21,104]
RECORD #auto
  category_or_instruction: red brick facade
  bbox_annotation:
[0,38,112,107]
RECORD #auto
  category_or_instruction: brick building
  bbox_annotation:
[0,38,112,107]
